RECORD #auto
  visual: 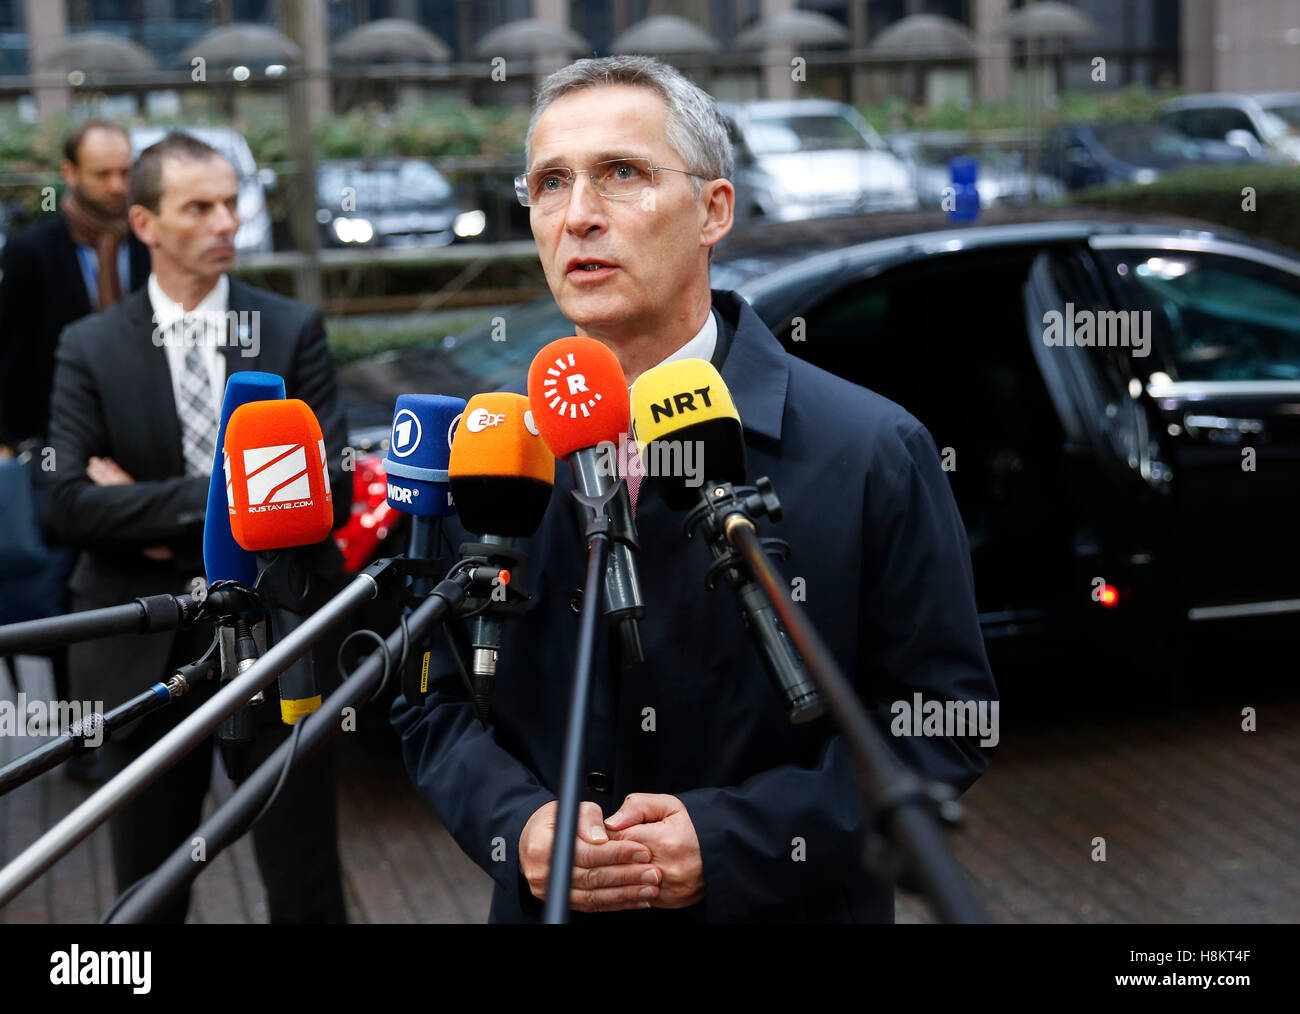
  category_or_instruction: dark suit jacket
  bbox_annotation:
[391,288,997,923]
[0,210,150,446]
[46,277,352,713]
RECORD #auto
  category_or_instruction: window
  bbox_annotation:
[1100,251,1300,381]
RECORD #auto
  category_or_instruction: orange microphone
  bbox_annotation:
[527,336,644,665]
[449,392,555,697]
[223,399,334,553]
[449,392,555,537]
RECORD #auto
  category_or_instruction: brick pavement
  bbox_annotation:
[2,654,1298,923]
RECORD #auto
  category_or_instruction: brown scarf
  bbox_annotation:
[62,188,129,309]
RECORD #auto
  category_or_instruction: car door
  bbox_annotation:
[757,244,1097,646]
[1021,246,1171,639]
[1090,236,1300,619]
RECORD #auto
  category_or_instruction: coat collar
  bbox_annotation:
[711,288,788,443]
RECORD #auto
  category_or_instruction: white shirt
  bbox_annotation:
[626,308,718,389]
[149,273,228,427]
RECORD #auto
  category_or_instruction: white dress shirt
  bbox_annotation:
[149,272,228,426]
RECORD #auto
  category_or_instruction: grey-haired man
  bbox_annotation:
[394,56,996,923]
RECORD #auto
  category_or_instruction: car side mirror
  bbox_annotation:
[1224,130,1260,156]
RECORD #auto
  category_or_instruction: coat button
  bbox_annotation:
[586,771,610,793]
[569,589,583,615]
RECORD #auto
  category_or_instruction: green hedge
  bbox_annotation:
[1065,166,1300,253]
[856,85,1181,134]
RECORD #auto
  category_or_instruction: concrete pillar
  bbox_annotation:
[301,0,331,116]
[972,0,1011,101]
[1180,0,1215,91]
[534,0,572,82]
[848,0,869,105]
[24,0,69,118]
[760,0,796,100]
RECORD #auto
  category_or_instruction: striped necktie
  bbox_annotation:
[178,339,218,476]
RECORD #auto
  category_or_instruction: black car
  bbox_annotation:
[341,209,1300,675]
[316,158,485,249]
[1040,122,1251,190]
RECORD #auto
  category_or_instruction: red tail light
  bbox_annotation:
[332,454,395,572]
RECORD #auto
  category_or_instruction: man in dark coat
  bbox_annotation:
[391,56,997,922]
[46,132,351,922]
[0,120,149,450]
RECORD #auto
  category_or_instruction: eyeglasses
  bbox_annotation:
[514,156,709,208]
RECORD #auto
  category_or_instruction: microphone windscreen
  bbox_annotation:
[205,371,286,584]
[449,393,555,536]
[224,399,334,551]
[382,394,464,518]
[527,337,629,458]
[630,359,746,511]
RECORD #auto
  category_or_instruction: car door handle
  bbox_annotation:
[1183,414,1266,434]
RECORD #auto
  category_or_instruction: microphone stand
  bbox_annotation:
[0,586,258,656]
[0,653,220,797]
[684,479,988,925]
[106,567,480,924]
[543,480,617,925]
[686,482,822,724]
[0,559,395,907]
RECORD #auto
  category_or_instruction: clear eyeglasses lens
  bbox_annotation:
[523,158,653,206]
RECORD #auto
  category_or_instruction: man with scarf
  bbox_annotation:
[0,120,149,451]
[0,121,149,781]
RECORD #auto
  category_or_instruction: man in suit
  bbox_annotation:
[46,132,351,922]
[0,120,150,450]
[391,56,998,922]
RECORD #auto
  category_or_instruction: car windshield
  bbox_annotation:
[745,114,875,155]
[1260,105,1300,134]
[1092,125,1200,161]
[317,161,452,206]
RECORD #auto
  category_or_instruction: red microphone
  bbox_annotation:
[223,399,334,552]
[527,336,644,664]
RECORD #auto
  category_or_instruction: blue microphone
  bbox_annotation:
[383,394,463,567]
[203,371,283,779]
[382,394,462,522]
[203,371,286,587]
[383,394,464,706]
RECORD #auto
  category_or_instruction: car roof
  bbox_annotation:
[1162,93,1267,110]
[719,99,855,118]
[709,205,1280,289]
[1251,92,1300,106]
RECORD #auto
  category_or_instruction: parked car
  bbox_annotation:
[315,158,485,249]
[888,133,1065,208]
[338,209,1300,676]
[1040,122,1251,190]
[1159,92,1300,163]
[719,99,918,223]
[129,125,275,252]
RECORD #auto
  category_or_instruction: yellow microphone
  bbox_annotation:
[630,358,746,510]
